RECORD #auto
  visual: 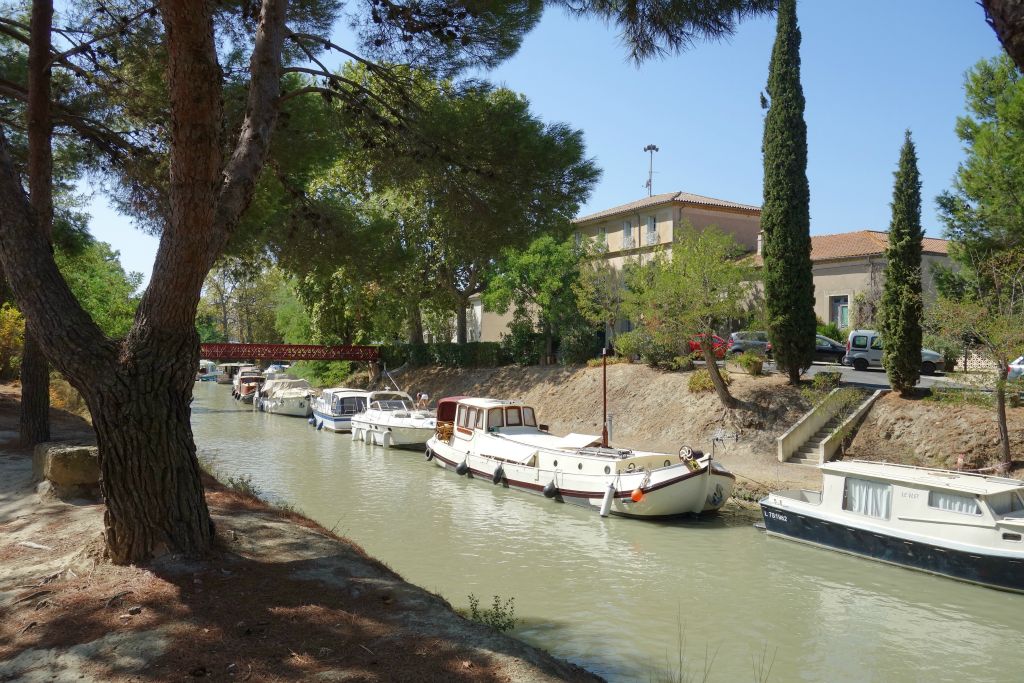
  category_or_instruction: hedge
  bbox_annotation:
[380,342,512,369]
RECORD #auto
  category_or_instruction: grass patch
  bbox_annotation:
[688,368,731,393]
[461,594,517,632]
[923,387,994,409]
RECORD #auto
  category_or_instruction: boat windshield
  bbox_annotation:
[989,490,1024,517]
[373,400,411,411]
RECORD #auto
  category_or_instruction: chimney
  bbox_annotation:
[756,231,763,256]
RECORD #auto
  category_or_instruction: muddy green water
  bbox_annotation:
[191,382,1023,682]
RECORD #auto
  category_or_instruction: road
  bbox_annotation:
[794,361,957,390]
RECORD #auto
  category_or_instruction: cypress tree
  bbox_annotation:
[761,0,816,385]
[880,130,924,394]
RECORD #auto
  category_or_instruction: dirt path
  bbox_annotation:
[0,387,600,682]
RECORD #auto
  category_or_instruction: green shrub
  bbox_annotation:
[464,594,516,632]
[289,360,354,387]
[0,303,24,380]
[688,368,731,393]
[379,342,511,369]
[812,371,842,391]
[735,351,765,375]
[923,333,962,372]
[557,323,603,365]
[613,329,646,360]
[668,354,696,372]
[500,319,543,366]
[816,320,843,343]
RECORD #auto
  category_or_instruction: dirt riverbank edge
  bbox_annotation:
[0,390,601,682]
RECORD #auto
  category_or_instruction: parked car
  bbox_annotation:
[814,335,846,363]
[842,329,945,375]
[1009,356,1024,381]
[727,331,771,356]
[689,334,728,359]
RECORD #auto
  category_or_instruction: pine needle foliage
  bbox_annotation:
[880,131,924,394]
[760,0,816,385]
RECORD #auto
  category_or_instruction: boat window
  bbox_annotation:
[340,397,364,415]
[988,491,1024,516]
[927,490,981,516]
[522,407,537,427]
[841,477,891,519]
[467,407,478,429]
[474,409,485,430]
[457,406,468,428]
[488,408,504,429]
[505,407,522,426]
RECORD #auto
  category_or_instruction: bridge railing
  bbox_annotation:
[199,343,379,362]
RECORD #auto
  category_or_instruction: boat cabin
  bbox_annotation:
[783,461,1024,548]
[320,388,369,417]
[436,397,540,437]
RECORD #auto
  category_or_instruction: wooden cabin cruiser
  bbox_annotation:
[350,391,436,448]
[760,460,1024,593]
[231,366,260,395]
[235,374,265,403]
[257,378,313,417]
[311,388,370,432]
[425,397,735,518]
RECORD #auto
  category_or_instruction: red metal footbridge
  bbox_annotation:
[199,343,379,362]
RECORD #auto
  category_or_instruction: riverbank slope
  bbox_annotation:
[0,386,600,682]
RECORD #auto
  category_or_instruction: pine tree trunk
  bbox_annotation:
[87,338,213,565]
[702,343,737,409]
[996,364,1012,470]
[456,301,468,344]
[19,333,49,445]
[983,0,1024,71]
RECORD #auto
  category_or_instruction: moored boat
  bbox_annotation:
[257,378,313,417]
[425,397,734,518]
[350,391,436,448]
[760,460,1024,592]
[311,388,370,432]
[236,374,265,403]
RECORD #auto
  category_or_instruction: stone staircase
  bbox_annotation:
[787,416,843,465]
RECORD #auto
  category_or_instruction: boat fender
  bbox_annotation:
[599,482,616,517]
[492,465,504,485]
[308,416,315,425]
[425,448,434,461]
[455,460,469,476]
[316,421,324,431]
[542,481,558,499]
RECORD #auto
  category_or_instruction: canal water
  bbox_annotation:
[192,382,1024,681]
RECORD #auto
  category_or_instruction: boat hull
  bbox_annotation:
[263,398,312,417]
[427,437,734,518]
[312,410,353,432]
[760,501,1024,593]
[351,420,434,448]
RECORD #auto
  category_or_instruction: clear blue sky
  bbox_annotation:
[84,0,1003,285]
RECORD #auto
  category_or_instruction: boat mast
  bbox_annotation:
[601,347,608,447]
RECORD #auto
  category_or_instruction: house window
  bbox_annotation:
[622,221,634,249]
[829,295,849,329]
[646,216,657,245]
[598,226,606,245]
[842,477,892,519]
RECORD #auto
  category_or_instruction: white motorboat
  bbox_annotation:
[311,387,370,432]
[236,374,265,403]
[196,359,221,382]
[425,397,735,518]
[257,378,313,417]
[350,391,436,448]
[231,366,259,395]
[760,460,1024,592]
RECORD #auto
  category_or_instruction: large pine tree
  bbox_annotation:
[880,131,924,395]
[761,0,815,385]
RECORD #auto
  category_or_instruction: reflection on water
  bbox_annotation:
[191,383,1024,681]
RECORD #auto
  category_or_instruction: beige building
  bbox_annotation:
[793,230,951,328]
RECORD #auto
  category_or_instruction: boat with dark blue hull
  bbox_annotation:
[760,461,1024,593]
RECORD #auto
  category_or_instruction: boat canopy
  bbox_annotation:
[435,396,470,422]
[263,378,310,398]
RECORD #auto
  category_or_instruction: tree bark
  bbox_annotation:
[456,299,468,344]
[20,0,54,446]
[996,363,1011,470]
[702,341,737,409]
[407,302,424,344]
[982,0,1024,72]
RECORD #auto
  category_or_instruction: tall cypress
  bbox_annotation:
[880,130,924,394]
[761,0,815,385]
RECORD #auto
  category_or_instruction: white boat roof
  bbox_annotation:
[321,387,369,399]
[823,461,1024,496]
[457,397,530,409]
[369,390,412,402]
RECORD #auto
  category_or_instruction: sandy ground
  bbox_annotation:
[846,391,1024,472]
[379,363,825,496]
[0,389,600,682]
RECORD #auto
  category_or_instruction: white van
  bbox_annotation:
[843,329,944,375]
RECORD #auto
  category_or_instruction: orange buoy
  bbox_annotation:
[630,488,644,502]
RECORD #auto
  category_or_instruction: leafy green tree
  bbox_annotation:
[574,243,630,351]
[624,226,756,408]
[760,0,815,385]
[483,235,591,362]
[936,54,1024,468]
[55,241,141,339]
[880,131,924,395]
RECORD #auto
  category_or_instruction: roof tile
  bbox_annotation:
[574,191,760,223]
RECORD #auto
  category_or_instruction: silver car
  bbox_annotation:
[1009,356,1024,381]
[842,329,945,375]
